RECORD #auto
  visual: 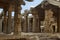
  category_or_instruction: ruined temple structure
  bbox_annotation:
[21,0,60,33]
[30,0,60,33]
[0,0,60,40]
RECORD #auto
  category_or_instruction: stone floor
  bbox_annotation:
[21,33,60,40]
[0,33,60,40]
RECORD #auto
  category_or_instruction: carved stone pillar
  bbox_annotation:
[14,4,21,35]
[44,10,50,33]
[3,9,7,33]
[7,4,13,34]
[44,9,54,33]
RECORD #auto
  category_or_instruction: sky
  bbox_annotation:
[0,0,43,16]
[21,0,43,13]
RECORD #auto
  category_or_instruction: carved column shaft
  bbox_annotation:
[14,4,21,35]
[44,9,54,33]
[7,4,13,34]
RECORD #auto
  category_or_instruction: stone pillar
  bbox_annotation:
[7,4,13,34]
[23,14,28,32]
[38,17,41,32]
[33,15,40,33]
[3,9,7,33]
[59,11,60,32]
[0,18,2,33]
[14,4,21,35]
[58,8,60,32]
[28,17,33,32]
[32,15,36,32]
[36,15,40,32]
[28,17,30,32]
